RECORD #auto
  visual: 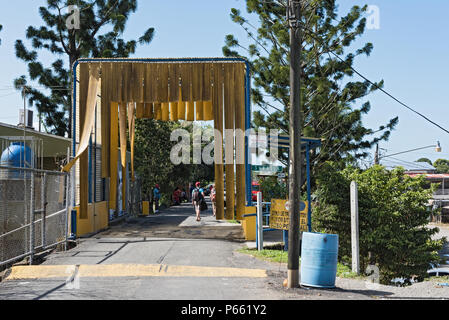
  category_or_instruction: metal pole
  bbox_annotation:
[65,172,70,251]
[41,173,47,249]
[29,171,35,265]
[287,0,302,288]
[256,192,263,251]
[350,181,360,274]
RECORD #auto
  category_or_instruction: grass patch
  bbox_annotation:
[238,248,289,264]
[238,247,366,279]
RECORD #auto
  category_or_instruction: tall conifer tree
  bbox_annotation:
[223,0,398,178]
[14,0,155,137]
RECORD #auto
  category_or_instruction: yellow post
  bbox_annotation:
[235,64,246,220]
[142,201,150,216]
[109,102,119,212]
[213,64,224,220]
[224,64,235,220]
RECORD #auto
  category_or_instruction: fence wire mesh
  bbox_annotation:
[0,166,69,267]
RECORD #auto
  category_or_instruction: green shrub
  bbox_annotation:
[313,162,445,285]
[258,176,287,202]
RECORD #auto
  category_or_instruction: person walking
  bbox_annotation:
[210,184,217,217]
[192,182,204,222]
[153,184,161,214]
[172,187,181,205]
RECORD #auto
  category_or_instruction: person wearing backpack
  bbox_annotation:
[153,184,161,214]
[192,182,205,222]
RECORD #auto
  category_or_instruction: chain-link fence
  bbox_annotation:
[0,166,70,268]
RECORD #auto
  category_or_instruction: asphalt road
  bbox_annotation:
[1,201,448,300]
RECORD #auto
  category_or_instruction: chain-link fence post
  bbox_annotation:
[41,173,47,249]
[65,173,69,251]
[29,171,35,265]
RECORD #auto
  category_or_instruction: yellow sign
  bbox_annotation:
[269,199,308,231]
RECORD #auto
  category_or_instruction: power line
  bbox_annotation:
[300,24,449,136]
[381,157,431,170]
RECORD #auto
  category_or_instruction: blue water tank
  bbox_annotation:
[300,232,339,288]
[0,142,33,178]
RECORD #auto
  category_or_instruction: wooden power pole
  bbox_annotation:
[287,0,302,288]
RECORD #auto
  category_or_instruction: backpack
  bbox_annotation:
[192,188,200,202]
[200,199,208,211]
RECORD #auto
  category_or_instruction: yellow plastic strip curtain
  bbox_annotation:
[78,63,89,219]
[154,103,162,120]
[213,64,225,220]
[100,63,112,178]
[136,103,145,119]
[118,103,127,169]
[144,103,154,119]
[144,64,155,103]
[202,64,212,101]
[161,102,169,121]
[109,102,119,211]
[122,63,132,103]
[203,101,213,121]
[192,63,202,101]
[133,63,145,103]
[128,103,136,181]
[63,64,100,173]
[186,101,194,121]
[168,64,179,102]
[224,64,235,220]
[111,63,122,103]
[234,64,246,220]
[157,64,169,103]
[170,102,178,121]
[196,101,204,121]
[178,87,186,120]
[180,63,192,102]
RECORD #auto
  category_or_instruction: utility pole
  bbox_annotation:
[287,0,302,289]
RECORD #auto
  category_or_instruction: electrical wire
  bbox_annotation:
[299,24,449,135]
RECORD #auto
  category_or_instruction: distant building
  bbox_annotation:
[387,162,449,223]
[0,122,71,171]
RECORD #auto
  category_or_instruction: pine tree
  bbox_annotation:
[14,0,155,137]
[223,0,398,180]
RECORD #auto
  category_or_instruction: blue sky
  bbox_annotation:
[0,0,448,166]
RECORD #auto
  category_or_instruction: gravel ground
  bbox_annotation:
[246,223,449,300]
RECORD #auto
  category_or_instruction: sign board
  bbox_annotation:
[269,199,308,231]
[251,164,283,173]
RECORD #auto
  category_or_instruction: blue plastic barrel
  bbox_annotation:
[300,232,339,288]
